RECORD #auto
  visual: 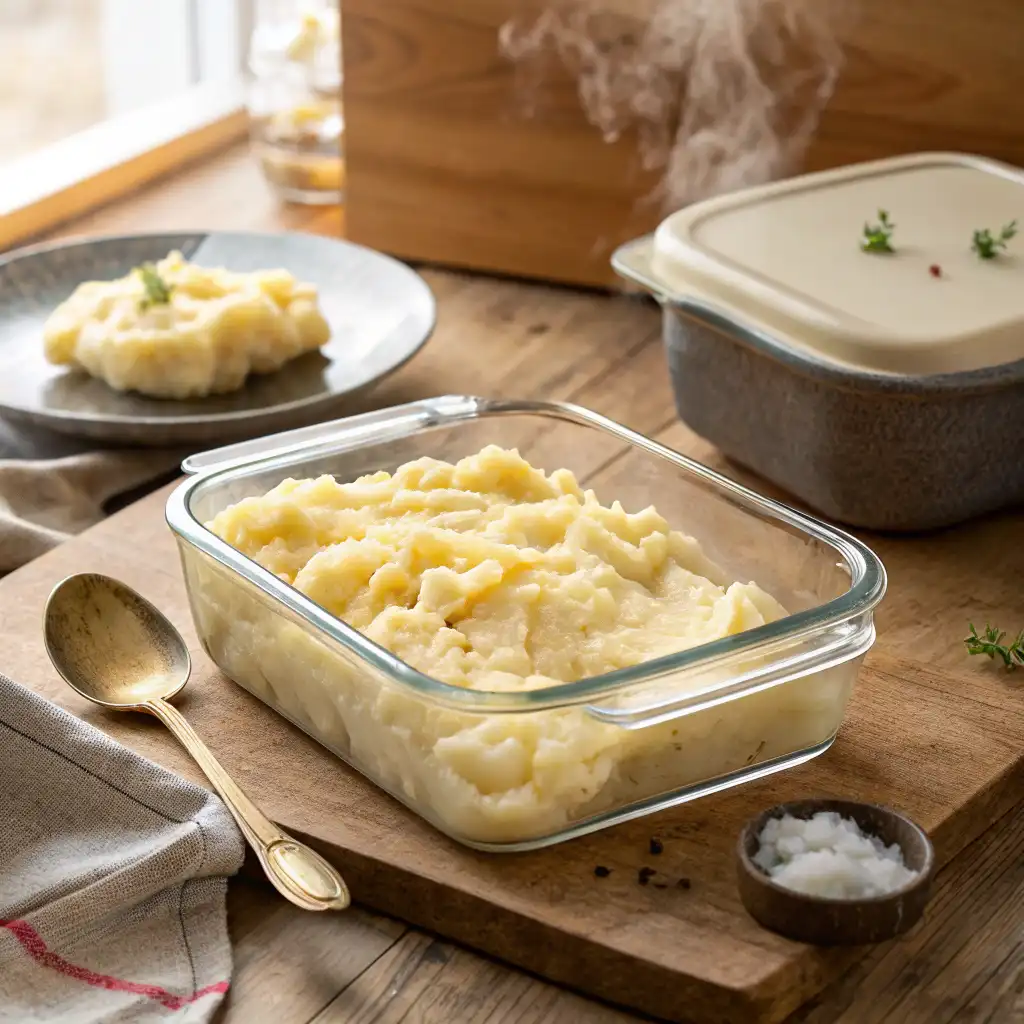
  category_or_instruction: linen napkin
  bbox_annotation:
[0,674,245,1023]
[0,419,181,574]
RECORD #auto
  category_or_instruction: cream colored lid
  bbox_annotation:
[652,153,1024,374]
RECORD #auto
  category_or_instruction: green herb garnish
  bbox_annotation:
[965,622,1024,670]
[136,263,173,309]
[971,220,1017,260]
[861,209,896,254]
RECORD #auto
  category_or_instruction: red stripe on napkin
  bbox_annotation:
[1,919,228,1010]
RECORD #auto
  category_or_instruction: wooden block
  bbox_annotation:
[342,0,662,288]
[341,0,1024,288]
[807,0,1024,172]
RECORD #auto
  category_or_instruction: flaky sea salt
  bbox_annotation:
[753,811,918,899]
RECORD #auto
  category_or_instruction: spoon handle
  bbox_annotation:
[145,697,350,912]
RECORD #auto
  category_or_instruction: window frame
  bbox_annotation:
[0,0,254,252]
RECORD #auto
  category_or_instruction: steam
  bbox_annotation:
[499,0,852,210]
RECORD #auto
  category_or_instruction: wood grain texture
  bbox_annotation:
[807,0,1024,172]
[309,930,641,1024]
[21,149,1024,1023]
[342,0,662,288]
[216,797,1024,1024]
[342,0,1024,288]
[219,872,404,1024]
[789,802,1024,1024]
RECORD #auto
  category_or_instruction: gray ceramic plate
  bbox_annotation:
[0,231,436,446]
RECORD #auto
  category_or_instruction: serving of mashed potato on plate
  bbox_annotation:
[43,250,330,399]
[192,446,850,844]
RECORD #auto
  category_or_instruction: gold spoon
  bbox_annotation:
[43,572,350,913]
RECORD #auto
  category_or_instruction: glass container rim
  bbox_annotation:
[165,396,887,711]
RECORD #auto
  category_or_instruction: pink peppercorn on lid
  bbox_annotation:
[652,152,1024,375]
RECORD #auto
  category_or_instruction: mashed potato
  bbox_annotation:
[193,446,851,844]
[44,250,330,399]
[210,445,790,688]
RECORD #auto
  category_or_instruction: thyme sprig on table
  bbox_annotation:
[861,209,896,254]
[964,623,1024,670]
[136,263,173,309]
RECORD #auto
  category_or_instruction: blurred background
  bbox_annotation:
[1,0,104,160]
[1,0,344,206]
[1,0,248,161]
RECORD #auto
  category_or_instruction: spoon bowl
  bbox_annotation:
[44,572,350,913]
[45,573,190,709]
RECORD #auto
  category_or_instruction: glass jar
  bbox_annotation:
[247,0,344,205]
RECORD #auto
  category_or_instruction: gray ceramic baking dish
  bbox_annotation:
[613,164,1024,535]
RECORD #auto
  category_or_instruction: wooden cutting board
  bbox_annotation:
[3,471,1023,1023]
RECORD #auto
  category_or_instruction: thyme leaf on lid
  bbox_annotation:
[136,263,173,309]
[972,221,1017,259]
[861,209,896,254]
[965,622,1024,670]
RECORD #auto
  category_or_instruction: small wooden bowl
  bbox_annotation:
[737,799,935,946]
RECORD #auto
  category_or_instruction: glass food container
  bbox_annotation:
[165,397,886,851]
[247,0,344,204]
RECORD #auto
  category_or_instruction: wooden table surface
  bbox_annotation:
[36,145,1024,1024]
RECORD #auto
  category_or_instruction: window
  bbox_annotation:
[0,0,251,248]
[0,1,105,162]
